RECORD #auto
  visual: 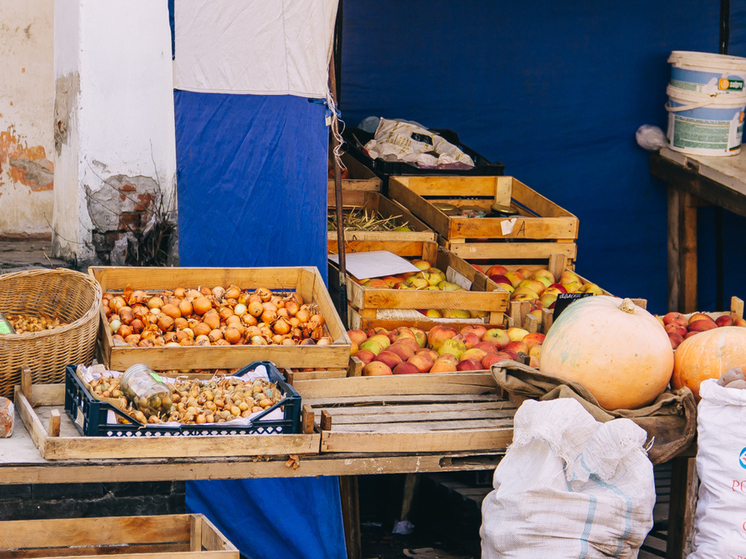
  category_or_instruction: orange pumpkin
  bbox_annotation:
[672,326,746,400]
[539,296,674,410]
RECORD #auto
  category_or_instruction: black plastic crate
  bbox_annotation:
[342,126,505,178]
[64,361,302,437]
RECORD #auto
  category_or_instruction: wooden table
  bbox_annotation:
[649,147,746,313]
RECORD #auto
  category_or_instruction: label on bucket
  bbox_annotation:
[668,111,744,155]
[671,73,745,94]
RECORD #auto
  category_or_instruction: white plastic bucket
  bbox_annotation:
[669,51,746,95]
[666,85,746,156]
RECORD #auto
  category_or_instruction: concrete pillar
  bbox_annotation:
[0,0,55,235]
[52,0,176,266]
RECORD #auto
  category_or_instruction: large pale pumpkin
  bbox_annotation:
[672,326,746,401]
[539,296,674,410]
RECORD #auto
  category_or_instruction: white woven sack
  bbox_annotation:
[480,398,655,559]
[689,378,746,558]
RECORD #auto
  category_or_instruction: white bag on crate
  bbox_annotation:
[480,398,655,559]
[689,378,746,558]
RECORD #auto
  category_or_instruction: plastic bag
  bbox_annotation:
[688,378,746,558]
[364,118,475,168]
[480,398,655,558]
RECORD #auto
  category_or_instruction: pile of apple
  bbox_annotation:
[471,264,603,321]
[347,324,545,376]
[660,311,746,349]
[358,259,485,319]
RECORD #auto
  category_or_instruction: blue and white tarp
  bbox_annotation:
[173,2,345,558]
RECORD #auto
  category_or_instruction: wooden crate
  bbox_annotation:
[328,193,437,253]
[388,175,578,261]
[0,514,238,559]
[328,152,382,207]
[295,373,516,454]
[90,266,351,371]
[328,246,509,330]
[15,380,320,460]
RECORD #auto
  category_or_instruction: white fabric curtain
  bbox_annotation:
[173,0,337,98]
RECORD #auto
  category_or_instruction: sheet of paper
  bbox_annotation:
[328,250,421,279]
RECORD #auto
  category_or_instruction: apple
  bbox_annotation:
[687,318,717,333]
[386,343,415,362]
[580,282,604,295]
[411,327,427,348]
[374,350,403,369]
[438,338,467,359]
[517,279,546,295]
[430,357,459,373]
[503,271,525,288]
[437,281,462,292]
[481,353,503,369]
[528,343,542,359]
[441,309,471,319]
[501,348,518,360]
[427,325,459,350]
[394,282,415,290]
[349,340,359,355]
[461,324,487,339]
[352,349,376,366]
[381,276,403,287]
[489,274,511,286]
[421,269,445,286]
[362,278,389,288]
[486,264,509,277]
[411,259,432,271]
[511,287,540,300]
[460,348,488,362]
[393,362,421,375]
[396,337,421,354]
[735,317,746,327]
[359,339,385,356]
[367,334,391,350]
[531,269,556,284]
[504,340,529,356]
[347,329,368,347]
[406,277,430,290]
[423,309,443,318]
[539,293,558,309]
[544,283,567,296]
[472,264,485,273]
[664,323,687,338]
[461,331,482,349]
[416,347,439,362]
[562,280,583,294]
[393,327,417,341]
[475,341,499,354]
[470,310,489,319]
[481,328,511,349]
[457,358,483,371]
[668,332,684,349]
[506,327,530,342]
[716,315,734,327]
[364,361,393,376]
[422,285,440,291]
[496,282,514,294]
[528,355,540,368]
[663,311,687,327]
[408,353,434,374]
[684,330,701,339]
[532,275,552,289]
[522,332,545,349]
[559,270,581,285]
[688,312,715,325]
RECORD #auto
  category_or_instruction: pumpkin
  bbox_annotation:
[672,326,746,400]
[538,296,674,410]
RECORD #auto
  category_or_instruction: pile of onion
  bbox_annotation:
[103,283,331,348]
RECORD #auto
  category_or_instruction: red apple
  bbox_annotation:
[521,332,545,349]
[486,264,509,277]
[393,362,421,375]
[457,358,483,371]
[715,315,734,327]
[668,332,684,349]
[504,340,529,355]
[374,350,403,369]
[665,323,687,338]
[481,328,511,349]
[347,329,368,347]
[460,348,488,362]
[363,361,393,376]
[427,325,459,350]
[475,342,499,354]
[481,353,503,369]
[408,353,434,374]
[460,324,488,339]
[352,349,375,366]
[687,318,717,332]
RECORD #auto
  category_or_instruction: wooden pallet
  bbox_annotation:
[388,175,578,261]
[0,514,238,559]
[296,373,515,455]
[91,266,351,371]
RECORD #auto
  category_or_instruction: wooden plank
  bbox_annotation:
[312,401,515,416]
[294,372,498,399]
[345,306,502,333]
[47,409,60,437]
[445,240,578,261]
[324,418,513,432]
[731,296,744,319]
[667,456,697,559]
[321,428,513,454]
[301,405,315,434]
[303,393,505,407]
[339,476,361,559]
[320,410,515,425]
[321,410,333,431]
[190,515,202,553]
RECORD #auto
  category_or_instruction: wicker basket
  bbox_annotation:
[0,268,101,399]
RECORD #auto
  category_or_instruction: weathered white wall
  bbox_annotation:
[0,0,55,235]
[52,0,176,263]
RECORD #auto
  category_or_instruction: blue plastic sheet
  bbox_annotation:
[186,478,347,559]
[339,1,746,314]
[174,91,328,284]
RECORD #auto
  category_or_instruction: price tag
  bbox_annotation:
[553,292,594,320]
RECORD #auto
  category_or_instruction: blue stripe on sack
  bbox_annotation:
[579,494,597,559]
[590,473,634,558]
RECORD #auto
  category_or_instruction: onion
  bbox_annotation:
[271,334,285,345]
[316,337,331,346]
[118,324,133,338]
[109,313,121,324]
[309,314,326,328]
[163,331,178,343]
[296,308,311,323]
[109,319,122,334]
[178,299,193,317]
[257,287,272,302]
[204,312,221,331]
[174,287,187,299]
[139,339,155,347]
[208,329,223,343]
[194,322,211,337]
[154,337,166,347]
[162,304,181,319]
[300,338,316,346]
[238,292,251,305]
[173,317,188,330]
[133,305,149,319]
[248,294,262,304]
[145,313,159,326]
[284,300,299,317]
[182,327,195,339]
[282,338,297,346]
[262,301,278,313]
[270,296,283,308]
[250,335,268,345]
[125,334,140,346]
[175,330,189,343]
[261,309,277,324]
[260,326,273,338]
[150,307,161,315]
[130,318,145,333]
[212,286,226,300]
[200,286,212,297]
[157,314,175,332]
[233,303,247,317]
[214,339,230,346]
[225,285,241,300]
[224,327,242,344]
[248,301,264,317]
[147,296,164,309]
[193,297,212,315]
[273,317,291,335]
[180,337,195,346]
[109,296,126,313]
[289,317,301,328]
[219,307,234,321]
[277,308,290,319]
[188,289,202,299]
[290,292,303,306]
[166,342,182,348]
[119,307,134,324]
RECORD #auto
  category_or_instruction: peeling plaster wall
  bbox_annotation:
[52,0,177,265]
[0,0,55,235]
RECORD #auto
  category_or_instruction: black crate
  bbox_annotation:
[342,126,505,179]
[64,361,302,437]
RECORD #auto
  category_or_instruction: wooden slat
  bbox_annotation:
[321,428,513,454]
[444,240,578,261]
[303,392,505,407]
[319,410,515,425]
[312,401,514,416]
[325,418,513,432]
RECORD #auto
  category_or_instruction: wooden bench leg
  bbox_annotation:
[340,476,361,559]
